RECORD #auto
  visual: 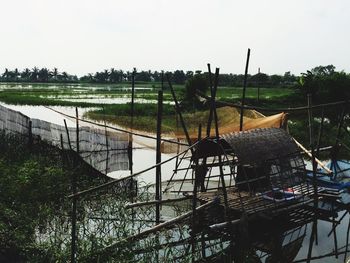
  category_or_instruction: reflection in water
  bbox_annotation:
[3,103,350,262]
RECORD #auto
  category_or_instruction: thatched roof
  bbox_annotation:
[221,128,299,165]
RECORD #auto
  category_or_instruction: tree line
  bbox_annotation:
[0,67,299,87]
[1,67,78,83]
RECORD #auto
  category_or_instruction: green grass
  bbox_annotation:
[0,82,306,135]
[0,83,186,106]
[0,83,296,107]
[216,86,295,100]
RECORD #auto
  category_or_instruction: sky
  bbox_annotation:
[0,0,349,76]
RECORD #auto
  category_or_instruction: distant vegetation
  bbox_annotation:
[0,67,299,87]
[1,65,350,150]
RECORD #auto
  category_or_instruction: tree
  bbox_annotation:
[183,73,209,109]
[270,74,283,86]
[250,72,269,86]
[173,70,186,84]
[135,71,152,82]
[51,68,58,81]
[2,68,10,81]
[298,65,350,102]
[61,71,69,82]
[186,71,194,79]
[38,68,50,82]
[30,67,39,82]
[283,71,297,84]
[21,68,31,81]
[109,68,118,83]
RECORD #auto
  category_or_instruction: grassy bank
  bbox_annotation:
[85,103,264,135]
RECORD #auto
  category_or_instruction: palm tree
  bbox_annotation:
[118,70,124,82]
[38,68,50,82]
[88,73,93,82]
[31,67,39,82]
[2,68,9,81]
[109,68,119,83]
[21,68,31,81]
[103,69,109,82]
[61,72,68,82]
[14,68,19,81]
[51,68,58,81]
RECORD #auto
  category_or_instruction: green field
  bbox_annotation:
[0,82,296,107]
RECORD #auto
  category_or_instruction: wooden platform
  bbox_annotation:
[197,183,324,217]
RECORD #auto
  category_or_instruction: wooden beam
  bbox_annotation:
[293,138,332,174]
[125,196,191,209]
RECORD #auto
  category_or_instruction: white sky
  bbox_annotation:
[0,0,349,76]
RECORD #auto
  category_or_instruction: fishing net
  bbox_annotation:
[156,106,287,154]
[0,104,129,173]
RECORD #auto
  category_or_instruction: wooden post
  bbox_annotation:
[63,120,72,150]
[28,120,33,148]
[316,107,325,158]
[307,94,319,259]
[167,74,193,153]
[191,124,202,261]
[240,48,251,131]
[75,108,79,154]
[206,63,214,137]
[60,133,65,163]
[70,108,79,263]
[129,70,135,174]
[307,94,314,146]
[212,69,220,139]
[60,134,64,150]
[161,71,164,91]
[155,90,163,225]
[103,106,109,175]
[257,67,260,104]
[332,108,345,180]
[344,212,350,261]
[206,67,219,137]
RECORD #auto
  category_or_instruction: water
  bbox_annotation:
[3,102,350,262]
[1,103,87,127]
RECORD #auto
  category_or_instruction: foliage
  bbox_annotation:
[298,65,350,103]
[1,67,78,83]
[1,67,301,87]
[0,132,109,262]
[182,73,210,109]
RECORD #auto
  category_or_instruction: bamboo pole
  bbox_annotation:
[206,63,214,137]
[156,90,163,225]
[167,74,193,154]
[293,138,332,174]
[70,108,79,263]
[129,70,135,174]
[240,48,251,131]
[125,196,191,209]
[63,119,72,150]
[28,120,33,148]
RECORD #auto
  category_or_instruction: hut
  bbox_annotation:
[169,127,318,218]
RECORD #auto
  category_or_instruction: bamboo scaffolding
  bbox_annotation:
[103,199,217,249]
